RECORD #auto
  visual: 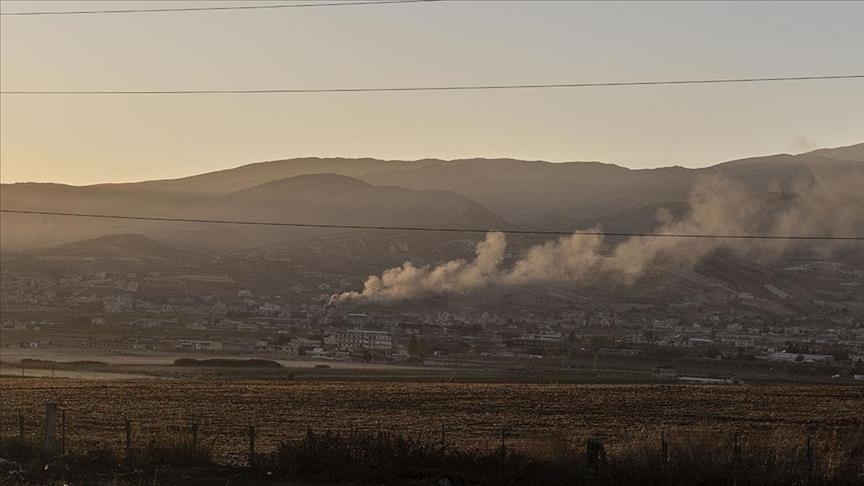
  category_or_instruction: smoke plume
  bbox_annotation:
[336,168,864,302]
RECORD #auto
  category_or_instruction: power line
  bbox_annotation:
[0,0,439,16]
[2,209,862,241]
[2,75,861,96]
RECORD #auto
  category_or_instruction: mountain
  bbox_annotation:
[174,174,512,250]
[1,174,509,250]
[358,147,864,227]
[199,174,507,229]
[802,143,864,162]
[360,160,693,225]
[2,143,862,250]
[93,157,437,195]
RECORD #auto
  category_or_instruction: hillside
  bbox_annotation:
[1,174,509,250]
[198,174,508,230]
[802,143,864,162]
[49,233,190,257]
[2,143,862,250]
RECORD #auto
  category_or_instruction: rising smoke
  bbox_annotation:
[336,169,864,302]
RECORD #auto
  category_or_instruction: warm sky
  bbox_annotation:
[1,0,862,185]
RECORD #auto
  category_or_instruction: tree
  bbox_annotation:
[407,336,427,364]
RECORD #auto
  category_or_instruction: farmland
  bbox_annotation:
[2,378,862,463]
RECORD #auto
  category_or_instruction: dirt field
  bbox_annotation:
[2,378,862,462]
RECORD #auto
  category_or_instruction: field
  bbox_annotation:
[2,378,863,464]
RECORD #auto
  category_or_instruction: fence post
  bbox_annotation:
[191,419,199,455]
[376,429,384,467]
[248,425,256,466]
[586,435,606,484]
[43,402,58,455]
[732,432,740,486]
[61,409,66,455]
[805,433,813,486]
[661,430,669,483]
[125,416,133,460]
[18,413,24,445]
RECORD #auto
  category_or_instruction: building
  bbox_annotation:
[326,329,393,351]
[678,376,737,385]
[176,339,223,352]
[765,351,833,364]
[597,348,640,357]
[508,332,564,351]
[652,366,677,379]
[346,313,370,326]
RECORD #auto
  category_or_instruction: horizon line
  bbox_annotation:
[1,142,862,186]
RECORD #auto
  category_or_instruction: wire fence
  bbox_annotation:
[3,403,863,466]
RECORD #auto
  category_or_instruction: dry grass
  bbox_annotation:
[2,427,862,484]
[2,379,862,484]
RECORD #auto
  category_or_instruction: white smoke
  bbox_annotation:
[336,168,864,302]
[336,232,506,302]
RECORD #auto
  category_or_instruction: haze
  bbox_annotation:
[2,0,864,185]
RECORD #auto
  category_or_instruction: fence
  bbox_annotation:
[3,401,861,480]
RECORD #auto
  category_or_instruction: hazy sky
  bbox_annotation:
[1,0,863,185]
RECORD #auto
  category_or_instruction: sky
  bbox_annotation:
[1,0,863,185]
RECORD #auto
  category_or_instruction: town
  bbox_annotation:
[3,259,862,383]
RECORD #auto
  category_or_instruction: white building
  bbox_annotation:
[326,329,393,351]
[177,339,223,352]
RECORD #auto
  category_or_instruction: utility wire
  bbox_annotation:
[2,209,862,241]
[3,75,861,96]
[0,0,439,16]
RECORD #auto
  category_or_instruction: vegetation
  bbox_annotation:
[19,358,107,368]
[172,358,282,368]
[2,428,862,485]
[0,432,218,484]
[4,380,863,462]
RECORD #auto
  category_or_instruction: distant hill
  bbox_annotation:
[2,143,862,250]
[3,143,862,313]
[177,174,512,250]
[0,232,209,278]
[199,173,507,231]
[50,233,189,257]
[359,148,864,227]
[803,143,864,162]
[1,173,510,250]
[92,157,438,195]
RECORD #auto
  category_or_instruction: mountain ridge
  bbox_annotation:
[2,143,862,250]
[0,173,511,250]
